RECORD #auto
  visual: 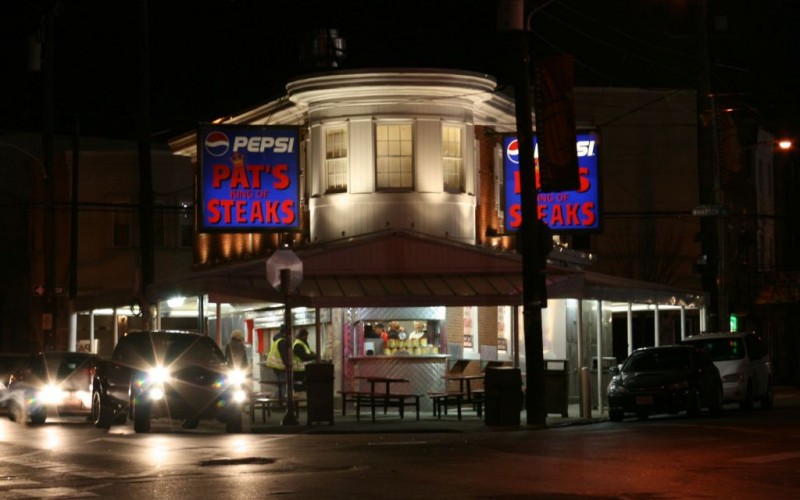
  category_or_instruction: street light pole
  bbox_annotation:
[696,0,722,331]
[42,1,57,351]
[280,268,299,426]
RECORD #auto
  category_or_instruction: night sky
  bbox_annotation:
[2,0,798,142]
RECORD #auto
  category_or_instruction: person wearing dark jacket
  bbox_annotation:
[224,329,249,370]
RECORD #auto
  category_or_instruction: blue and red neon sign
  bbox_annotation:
[198,125,300,232]
[503,132,600,232]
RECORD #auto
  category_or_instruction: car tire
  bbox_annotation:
[760,380,774,409]
[709,385,724,416]
[740,381,754,410]
[182,418,200,430]
[7,400,23,423]
[225,405,243,433]
[30,408,47,425]
[609,410,624,422]
[132,398,151,433]
[92,391,112,429]
[686,389,700,417]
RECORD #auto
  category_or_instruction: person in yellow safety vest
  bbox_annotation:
[265,324,290,399]
[292,329,316,392]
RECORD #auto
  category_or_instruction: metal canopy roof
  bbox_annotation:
[144,229,704,310]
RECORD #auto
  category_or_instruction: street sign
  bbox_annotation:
[266,249,303,292]
[692,205,726,217]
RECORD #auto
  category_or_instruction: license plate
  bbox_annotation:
[635,396,653,406]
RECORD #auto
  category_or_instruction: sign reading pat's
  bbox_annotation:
[198,125,300,232]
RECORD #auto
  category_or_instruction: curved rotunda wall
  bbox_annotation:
[288,70,499,245]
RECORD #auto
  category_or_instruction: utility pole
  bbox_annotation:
[42,1,57,351]
[696,0,722,331]
[498,0,547,426]
[138,0,155,328]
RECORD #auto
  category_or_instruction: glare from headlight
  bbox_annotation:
[227,369,247,386]
[78,390,92,408]
[148,386,165,401]
[39,384,66,405]
[232,389,247,404]
[148,366,171,384]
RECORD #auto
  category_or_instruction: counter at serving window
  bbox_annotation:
[348,354,449,411]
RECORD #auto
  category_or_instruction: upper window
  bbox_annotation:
[325,127,348,193]
[376,123,413,190]
[442,124,464,193]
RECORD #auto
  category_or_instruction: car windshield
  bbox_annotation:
[32,353,93,381]
[128,333,226,367]
[688,338,745,361]
[624,349,692,372]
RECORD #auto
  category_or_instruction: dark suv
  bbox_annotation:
[91,330,247,433]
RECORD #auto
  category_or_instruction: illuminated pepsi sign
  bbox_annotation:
[503,132,600,232]
[198,125,300,232]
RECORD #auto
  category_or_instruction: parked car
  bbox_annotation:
[607,344,723,422]
[681,331,773,409]
[91,330,248,433]
[5,351,101,424]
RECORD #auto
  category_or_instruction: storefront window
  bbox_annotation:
[362,319,439,356]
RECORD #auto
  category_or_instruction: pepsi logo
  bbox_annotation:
[205,131,230,157]
[506,139,519,164]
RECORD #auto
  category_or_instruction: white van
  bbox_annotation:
[682,331,773,409]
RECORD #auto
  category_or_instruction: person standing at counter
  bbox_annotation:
[265,325,290,399]
[374,323,389,347]
[409,321,426,341]
[292,329,316,392]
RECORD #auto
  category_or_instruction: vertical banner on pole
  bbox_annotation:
[534,54,579,193]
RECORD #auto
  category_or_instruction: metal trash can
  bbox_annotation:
[305,362,334,425]
[544,359,569,417]
[484,367,522,426]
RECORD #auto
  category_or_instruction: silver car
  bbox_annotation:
[682,331,773,409]
[6,351,100,424]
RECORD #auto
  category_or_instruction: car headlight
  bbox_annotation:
[227,369,247,387]
[231,389,247,404]
[38,384,66,405]
[722,373,744,384]
[148,385,165,401]
[148,366,171,384]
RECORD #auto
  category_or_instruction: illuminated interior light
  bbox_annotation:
[167,296,185,308]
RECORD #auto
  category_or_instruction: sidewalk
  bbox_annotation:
[245,385,800,435]
[247,400,608,435]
